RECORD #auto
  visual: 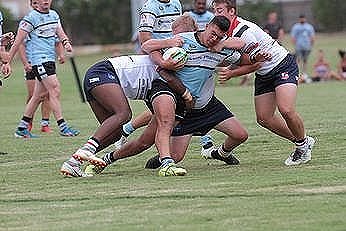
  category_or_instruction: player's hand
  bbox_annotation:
[216,66,233,84]
[162,57,184,71]
[1,63,12,78]
[0,32,15,46]
[0,51,10,64]
[23,62,32,73]
[169,35,184,48]
[182,89,195,110]
[64,43,73,53]
[254,51,272,62]
[58,55,65,64]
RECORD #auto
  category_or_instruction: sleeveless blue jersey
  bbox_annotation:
[139,0,182,39]
[19,9,61,65]
[176,32,241,108]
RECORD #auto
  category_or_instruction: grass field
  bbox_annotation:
[0,33,346,230]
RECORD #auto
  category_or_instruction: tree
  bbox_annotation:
[0,5,17,34]
[52,0,132,45]
[312,0,346,31]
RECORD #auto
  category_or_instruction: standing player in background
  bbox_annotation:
[18,0,66,133]
[114,0,183,149]
[210,0,315,166]
[187,0,214,31]
[1,0,79,138]
[290,14,315,80]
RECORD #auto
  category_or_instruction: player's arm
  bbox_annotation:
[18,42,32,72]
[141,36,183,53]
[217,63,262,84]
[209,37,245,52]
[55,41,65,64]
[56,24,72,53]
[157,67,194,109]
[1,28,28,77]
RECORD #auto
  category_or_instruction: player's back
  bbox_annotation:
[108,55,159,100]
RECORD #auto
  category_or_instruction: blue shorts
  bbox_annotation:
[172,96,234,136]
[254,54,299,96]
[83,60,120,102]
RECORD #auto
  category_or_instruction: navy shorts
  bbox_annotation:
[31,61,56,81]
[172,96,234,136]
[145,79,186,120]
[83,60,120,102]
[254,54,299,96]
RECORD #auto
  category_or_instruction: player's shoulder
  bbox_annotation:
[142,0,160,12]
[205,10,214,18]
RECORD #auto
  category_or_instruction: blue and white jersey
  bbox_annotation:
[108,55,160,100]
[188,10,214,31]
[139,0,182,39]
[19,9,61,65]
[176,32,241,108]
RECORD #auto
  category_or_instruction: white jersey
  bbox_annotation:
[229,17,289,75]
[107,55,159,100]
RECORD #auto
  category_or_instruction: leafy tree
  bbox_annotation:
[238,0,276,26]
[53,0,131,45]
[0,5,17,34]
[312,0,346,31]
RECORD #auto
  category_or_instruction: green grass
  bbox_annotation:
[1,33,346,230]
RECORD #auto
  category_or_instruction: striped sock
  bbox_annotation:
[82,137,100,154]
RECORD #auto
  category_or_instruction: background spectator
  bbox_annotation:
[338,50,346,80]
[263,11,284,44]
[290,14,315,78]
[309,49,343,82]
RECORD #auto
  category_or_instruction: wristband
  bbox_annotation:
[62,38,71,46]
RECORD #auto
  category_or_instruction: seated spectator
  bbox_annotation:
[338,50,346,80]
[310,49,343,82]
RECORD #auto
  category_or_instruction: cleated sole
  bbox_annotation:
[72,153,106,167]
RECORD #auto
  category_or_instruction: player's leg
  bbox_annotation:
[255,92,296,141]
[24,78,35,131]
[40,94,52,133]
[114,109,152,149]
[39,62,79,136]
[203,116,248,165]
[275,84,315,165]
[15,80,46,138]
[85,115,158,175]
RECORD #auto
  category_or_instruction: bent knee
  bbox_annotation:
[278,108,296,120]
[236,130,248,143]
